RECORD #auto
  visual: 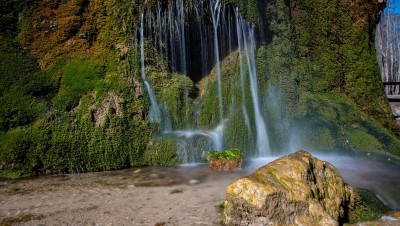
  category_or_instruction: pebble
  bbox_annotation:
[134,169,141,173]
[189,179,199,185]
[149,173,159,178]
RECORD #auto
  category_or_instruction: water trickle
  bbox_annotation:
[238,16,270,156]
[210,0,224,123]
[140,13,162,124]
[235,7,252,138]
[170,120,226,163]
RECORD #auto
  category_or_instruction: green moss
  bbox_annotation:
[0,213,43,226]
[205,148,243,161]
[53,58,105,111]
[267,167,276,175]
[349,189,392,224]
[198,51,243,129]
[223,109,253,155]
[0,37,49,131]
[170,188,184,194]
[290,92,400,156]
[143,138,179,166]
[345,128,384,153]
[0,170,26,180]
[225,0,265,27]
[217,203,225,213]
[147,68,196,129]
[290,119,337,151]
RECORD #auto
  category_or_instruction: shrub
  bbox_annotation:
[205,148,244,172]
[205,148,244,161]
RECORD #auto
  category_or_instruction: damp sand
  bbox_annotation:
[0,165,244,226]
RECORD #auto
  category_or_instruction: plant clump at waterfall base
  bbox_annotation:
[204,148,243,171]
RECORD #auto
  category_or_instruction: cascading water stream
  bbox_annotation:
[140,13,162,124]
[194,2,209,77]
[177,0,187,75]
[239,17,270,156]
[138,0,271,162]
[235,7,252,138]
[210,0,224,123]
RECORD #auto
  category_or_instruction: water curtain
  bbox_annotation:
[139,0,270,162]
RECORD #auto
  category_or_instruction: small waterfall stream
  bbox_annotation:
[210,0,224,123]
[140,13,162,124]
[238,15,270,156]
[138,0,270,163]
[235,8,252,139]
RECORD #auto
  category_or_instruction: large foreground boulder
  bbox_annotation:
[223,150,358,226]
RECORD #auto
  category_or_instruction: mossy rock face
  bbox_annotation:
[290,92,400,158]
[143,138,179,167]
[223,150,359,225]
[348,189,392,224]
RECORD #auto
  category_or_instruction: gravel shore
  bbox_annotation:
[0,165,244,226]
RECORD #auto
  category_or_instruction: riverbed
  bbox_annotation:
[1,153,399,225]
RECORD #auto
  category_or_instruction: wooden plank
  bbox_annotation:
[383,82,400,85]
[387,95,400,102]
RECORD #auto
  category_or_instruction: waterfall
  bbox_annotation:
[177,0,187,75]
[194,2,209,78]
[210,0,224,123]
[138,0,271,162]
[140,13,162,124]
[235,7,252,138]
[239,18,270,156]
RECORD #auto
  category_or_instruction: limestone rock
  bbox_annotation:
[223,150,358,226]
[92,92,123,127]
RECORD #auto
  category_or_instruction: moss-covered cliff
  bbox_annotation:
[0,0,399,178]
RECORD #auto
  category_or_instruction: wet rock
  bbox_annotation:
[92,92,123,127]
[223,150,358,226]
